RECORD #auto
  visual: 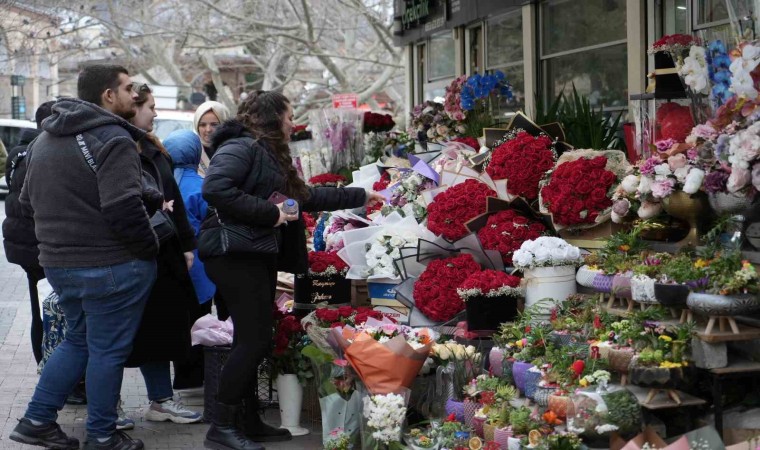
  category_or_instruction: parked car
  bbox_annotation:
[0,119,37,199]
[154,110,194,141]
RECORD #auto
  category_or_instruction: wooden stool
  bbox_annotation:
[607,294,626,310]
[644,388,682,405]
[704,316,740,335]
[680,309,693,324]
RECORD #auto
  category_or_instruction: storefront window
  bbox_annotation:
[540,0,627,110]
[486,10,524,112]
[428,33,456,80]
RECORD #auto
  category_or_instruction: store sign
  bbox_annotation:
[402,0,430,29]
[400,0,446,32]
[332,93,358,109]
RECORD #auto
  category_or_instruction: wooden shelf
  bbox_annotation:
[708,356,760,375]
[626,384,707,410]
[695,323,760,343]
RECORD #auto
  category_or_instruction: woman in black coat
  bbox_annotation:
[199,91,382,450]
[123,85,204,426]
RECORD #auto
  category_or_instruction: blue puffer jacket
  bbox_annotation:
[163,130,216,304]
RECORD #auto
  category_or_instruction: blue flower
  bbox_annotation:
[313,213,328,251]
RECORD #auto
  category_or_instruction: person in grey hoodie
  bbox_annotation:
[10,64,157,450]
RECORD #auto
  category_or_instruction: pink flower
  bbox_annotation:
[727,167,752,193]
[655,138,678,152]
[381,324,398,335]
[652,179,676,198]
[612,199,631,216]
[639,156,662,176]
[638,201,662,219]
[668,153,688,170]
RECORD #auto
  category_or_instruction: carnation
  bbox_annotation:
[427,179,496,241]
[512,237,582,269]
[456,269,523,300]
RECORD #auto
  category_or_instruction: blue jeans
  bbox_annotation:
[25,259,156,439]
[140,361,173,402]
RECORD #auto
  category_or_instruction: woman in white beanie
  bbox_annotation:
[193,101,230,176]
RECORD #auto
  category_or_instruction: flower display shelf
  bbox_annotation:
[687,292,760,336]
[625,384,707,411]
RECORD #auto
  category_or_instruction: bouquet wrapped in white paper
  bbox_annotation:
[512,236,583,270]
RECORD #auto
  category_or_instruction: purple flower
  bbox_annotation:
[651,179,675,198]
[643,256,662,266]
[655,139,678,152]
[686,276,710,292]
[639,156,663,176]
[687,148,699,161]
[703,169,730,193]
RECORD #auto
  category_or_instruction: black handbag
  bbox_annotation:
[217,211,279,255]
[142,171,178,244]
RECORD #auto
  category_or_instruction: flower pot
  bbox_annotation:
[507,436,522,450]
[662,191,708,247]
[631,275,657,304]
[493,426,512,449]
[463,399,480,427]
[533,386,557,407]
[686,292,760,317]
[629,361,686,389]
[576,265,602,288]
[608,347,635,374]
[512,361,534,393]
[488,347,506,376]
[654,283,689,307]
[275,374,309,436]
[708,192,754,216]
[548,331,585,347]
[612,272,633,299]
[472,416,486,438]
[482,423,496,442]
[524,369,543,400]
[445,398,465,423]
[592,273,614,294]
[548,393,573,419]
[465,294,519,333]
[524,265,577,314]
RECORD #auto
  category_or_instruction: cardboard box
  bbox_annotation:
[372,305,410,324]
[367,282,399,301]
[371,298,407,308]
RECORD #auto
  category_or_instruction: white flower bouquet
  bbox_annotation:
[512,237,583,269]
[362,230,421,279]
[361,390,409,450]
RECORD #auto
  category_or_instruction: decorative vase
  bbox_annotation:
[548,393,573,419]
[612,272,633,299]
[576,265,602,288]
[654,283,690,307]
[493,426,512,449]
[686,292,760,317]
[512,361,534,394]
[488,347,506,376]
[708,191,754,216]
[662,191,708,247]
[523,265,577,315]
[533,386,557,407]
[523,369,543,400]
[275,374,309,436]
[482,422,496,442]
[608,347,635,375]
[631,274,657,304]
[445,398,465,423]
[592,273,614,294]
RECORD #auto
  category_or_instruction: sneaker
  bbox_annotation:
[115,401,135,431]
[144,399,203,424]
[83,430,143,450]
[9,417,80,449]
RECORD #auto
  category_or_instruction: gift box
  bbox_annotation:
[465,294,519,333]
[371,305,410,324]
[294,274,351,307]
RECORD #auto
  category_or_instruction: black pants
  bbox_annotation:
[23,266,45,364]
[204,254,276,405]
[199,291,230,321]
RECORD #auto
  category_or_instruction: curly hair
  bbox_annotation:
[236,90,309,201]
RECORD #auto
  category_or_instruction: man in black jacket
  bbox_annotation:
[10,65,158,450]
[3,100,54,365]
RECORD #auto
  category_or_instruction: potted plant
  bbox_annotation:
[631,253,671,306]
[628,320,691,392]
[568,386,642,446]
[654,253,704,308]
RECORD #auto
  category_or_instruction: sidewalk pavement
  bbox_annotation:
[0,206,323,449]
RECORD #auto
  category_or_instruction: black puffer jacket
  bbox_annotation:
[3,128,42,269]
[200,120,366,274]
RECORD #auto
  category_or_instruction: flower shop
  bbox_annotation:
[198,15,760,450]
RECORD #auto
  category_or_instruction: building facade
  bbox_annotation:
[394,0,749,120]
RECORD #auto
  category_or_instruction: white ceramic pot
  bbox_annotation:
[276,374,309,436]
[631,274,657,304]
[523,265,577,315]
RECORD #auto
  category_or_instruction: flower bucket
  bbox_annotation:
[512,361,534,393]
[494,426,512,449]
[576,265,602,287]
[445,398,465,422]
[276,374,309,436]
[465,294,520,334]
[472,416,486,438]
[687,292,760,317]
[548,331,585,347]
[592,273,613,294]
[612,272,633,299]
[523,369,543,400]
[523,265,577,313]
[463,399,481,427]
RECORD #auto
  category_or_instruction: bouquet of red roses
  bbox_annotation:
[308,251,349,277]
[413,253,481,322]
[272,313,312,381]
[456,269,523,300]
[539,151,629,230]
[309,173,348,187]
[476,209,546,265]
[427,179,496,241]
[367,171,392,215]
[363,111,395,133]
[485,131,555,201]
[452,136,480,151]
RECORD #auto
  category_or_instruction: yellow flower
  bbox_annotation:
[579,379,589,387]
[619,245,631,252]
[658,335,672,342]
[516,339,524,348]
[694,259,708,268]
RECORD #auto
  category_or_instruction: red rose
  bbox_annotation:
[427,180,495,241]
[414,254,481,321]
[337,305,354,318]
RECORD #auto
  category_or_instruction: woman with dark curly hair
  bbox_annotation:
[199,91,383,450]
